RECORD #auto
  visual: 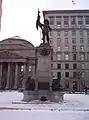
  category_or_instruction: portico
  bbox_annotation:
[0,37,36,90]
[0,61,36,90]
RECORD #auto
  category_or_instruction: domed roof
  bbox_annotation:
[0,36,34,48]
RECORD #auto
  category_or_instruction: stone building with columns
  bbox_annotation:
[0,36,36,90]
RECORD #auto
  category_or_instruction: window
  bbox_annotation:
[49,16,54,25]
[57,72,61,78]
[80,38,84,44]
[65,64,69,69]
[51,64,53,68]
[73,72,77,78]
[81,64,84,69]
[65,38,68,44]
[64,31,68,37]
[87,30,89,36]
[57,54,61,60]
[80,54,85,60]
[88,45,89,51]
[73,54,76,60]
[57,38,61,45]
[29,66,32,72]
[57,46,60,51]
[64,16,69,25]
[51,56,53,60]
[78,16,83,25]
[56,16,61,25]
[65,46,69,51]
[72,38,76,44]
[80,46,84,51]
[85,16,89,24]
[72,45,76,51]
[21,65,24,72]
[88,38,89,44]
[87,30,89,44]
[82,72,84,78]
[72,30,76,36]
[65,72,69,77]
[79,30,83,37]
[73,64,77,69]
[65,54,69,60]
[71,16,76,25]
[57,31,61,38]
[88,53,89,60]
[57,64,61,69]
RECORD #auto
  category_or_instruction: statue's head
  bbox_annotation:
[44,19,49,25]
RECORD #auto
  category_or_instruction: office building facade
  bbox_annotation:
[43,10,89,91]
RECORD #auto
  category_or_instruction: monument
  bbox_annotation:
[23,9,64,102]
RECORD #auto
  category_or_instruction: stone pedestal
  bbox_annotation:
[23,43,64,102]
[23,90,64,102]
[36,43,52,91]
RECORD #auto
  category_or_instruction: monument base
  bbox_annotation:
[23,90,64,103]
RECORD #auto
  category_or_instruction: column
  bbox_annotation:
[76,16,78,27]
[5,63,10,89]
[13,63,19,89]
[0,63,3,88]
[83,16,86,27]
[22,63,27,90]
[69,16,71,28]
[26,64,29,78]
[61,16,64,28]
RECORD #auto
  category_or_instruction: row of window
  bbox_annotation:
[50,30,89,44]
[49,16,89,25]
[56,37,84,45]
[56,71,84,78]
[55,63,84,69]
[50,30,88,38]
[57,53,85,60]
[21,65,32,72]
[57,45,84,52]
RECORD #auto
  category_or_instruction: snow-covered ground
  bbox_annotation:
[0,91,89,120]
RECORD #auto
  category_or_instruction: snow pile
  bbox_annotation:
[0,91,89,120]
[0,91,89,111]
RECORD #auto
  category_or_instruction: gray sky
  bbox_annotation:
[1,0,89,46]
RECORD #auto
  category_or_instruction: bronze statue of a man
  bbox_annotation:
[36,9,52,44]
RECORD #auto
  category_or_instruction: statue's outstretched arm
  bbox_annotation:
[38,21,43,29]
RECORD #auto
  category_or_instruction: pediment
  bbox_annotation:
[0,50,24,59]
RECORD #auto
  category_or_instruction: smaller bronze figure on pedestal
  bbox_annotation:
[36,9,52,44]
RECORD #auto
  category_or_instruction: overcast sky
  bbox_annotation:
[1,0,89,46]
